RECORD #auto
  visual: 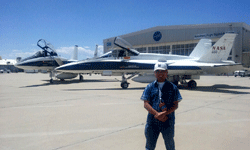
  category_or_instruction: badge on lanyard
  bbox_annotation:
[158,83,167,110]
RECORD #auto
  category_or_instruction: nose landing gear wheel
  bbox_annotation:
[121,82,129,89]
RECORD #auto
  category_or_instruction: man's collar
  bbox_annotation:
[154,79,168,87]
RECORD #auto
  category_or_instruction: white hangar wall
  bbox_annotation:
[103,22,250,64]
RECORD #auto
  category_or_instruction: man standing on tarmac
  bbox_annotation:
[141,62,182,150]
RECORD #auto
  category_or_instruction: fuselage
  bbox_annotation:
[15,56,73,71]
[55,53,203,76]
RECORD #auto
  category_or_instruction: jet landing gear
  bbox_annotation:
[121,75,130,89]
[187,80,197,88]
[50,72,53,84]
[179,77,197,89]
[79,74,83,81]
[121,81,129,89]
[49,71,55,84]
[120,73,138,89]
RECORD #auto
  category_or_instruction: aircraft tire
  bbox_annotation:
[188,80,197,88]
[50,79,53,84]
[121,82,129,89]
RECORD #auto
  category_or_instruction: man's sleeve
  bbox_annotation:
[174,87,182,102]
[141,84,151,101]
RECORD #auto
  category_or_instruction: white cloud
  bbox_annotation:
[56,45,104,60]
[56,46,75,55]
[3,49,38,59]
[98,45,104,56]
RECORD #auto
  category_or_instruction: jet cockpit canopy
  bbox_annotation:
[21,51,45,62]
[98,37,140,59]
[21,39,58,62]
[112,37,139,58]
[37,39,58,56]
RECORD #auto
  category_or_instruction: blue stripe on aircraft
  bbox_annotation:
[168,66,201,70]
[19,60,71,67]
[59,62,202,71]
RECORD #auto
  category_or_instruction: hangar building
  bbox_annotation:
[103,22,250,67]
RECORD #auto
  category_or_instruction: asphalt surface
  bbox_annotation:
[0,73,249,150]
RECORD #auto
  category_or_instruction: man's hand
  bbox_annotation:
[154,112,168,122]
[162,101,179,115]
[159,102,165,108]
[144,100,168,122]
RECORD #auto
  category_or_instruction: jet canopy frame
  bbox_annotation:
[98,37,140,59]
[37,39,58,57]
[113,37,139,57]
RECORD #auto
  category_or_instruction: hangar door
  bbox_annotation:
[242,52,250,68]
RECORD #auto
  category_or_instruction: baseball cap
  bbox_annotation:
[154,62,168,71]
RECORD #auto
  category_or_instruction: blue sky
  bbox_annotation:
[1,0,249,60]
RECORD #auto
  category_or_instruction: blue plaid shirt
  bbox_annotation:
[141,80,182,124]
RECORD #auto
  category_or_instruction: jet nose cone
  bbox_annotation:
[14,61,27,70]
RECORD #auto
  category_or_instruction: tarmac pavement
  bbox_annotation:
[0,73,249,150]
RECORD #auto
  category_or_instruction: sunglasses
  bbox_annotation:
[155,70,167,74]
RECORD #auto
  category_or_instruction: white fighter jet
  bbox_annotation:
[15,39,81,83]
[55,33,243,89]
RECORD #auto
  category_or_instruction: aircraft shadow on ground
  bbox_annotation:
[62,87,146,91]
[19,79,119,88]
[178,84,250,94]
[20,81,249,94]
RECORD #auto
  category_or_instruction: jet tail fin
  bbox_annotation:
[71,45,78,60]
[198,33,237,63]
[189,39,212,58]
[94,44,98,58]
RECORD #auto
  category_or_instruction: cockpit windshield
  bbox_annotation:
[21,51,42,62]
[99,51,112,58]
[21,50,58,61]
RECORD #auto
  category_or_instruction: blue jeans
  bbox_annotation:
[145,120,175,150]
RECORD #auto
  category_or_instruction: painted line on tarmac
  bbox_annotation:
[1,119,249,139]
[100,102,142,105]
[176,118,250,126]
[0,127,125,138]
[1,102,142,109]
[1,105,76,109]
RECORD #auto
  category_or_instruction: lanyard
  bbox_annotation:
[158,83,164,103]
